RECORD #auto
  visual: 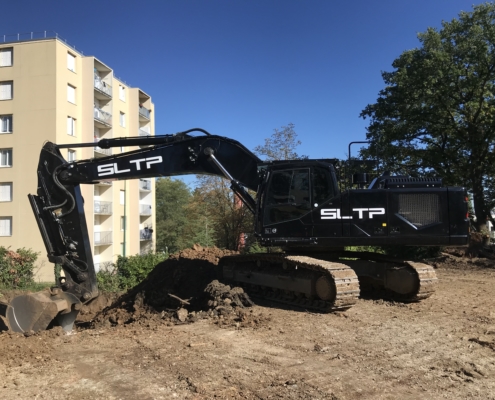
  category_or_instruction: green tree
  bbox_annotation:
[155,177,193,253]
[360,3,495,230]
[193,175,253,250]
[254,123,307,160]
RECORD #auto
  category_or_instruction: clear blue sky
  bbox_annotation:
[1,0,483,160]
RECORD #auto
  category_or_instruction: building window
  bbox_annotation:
[67,84,76,104]
[120,242,125,256]
[0,149,12,167]
[0,81,13,100]
[120,216,126,231]
[120,190,125,205]
[0,183,12,202]
[67,150,76,162]
[67,116,76,136]
[119,112,126,127]
[67,52,76,72]
[0,115,12,133]
[0,48,13,67]
[0,217,12,236]
[119,85,126,102]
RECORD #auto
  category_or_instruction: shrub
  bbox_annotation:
[96,262,121,293]
[0,247,39,288]
[117,252,167,290]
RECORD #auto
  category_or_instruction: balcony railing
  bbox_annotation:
[140,204,152,216]
[94,146,112,156]
[94,231,112,246]
[96,180,112,186]
[94,200,112,215]
[140,226,153,241]
[139,180,152,191]
[94,107,112,126]
[139,106,150,119]
[94,75,112,97]
[139,128,151,137]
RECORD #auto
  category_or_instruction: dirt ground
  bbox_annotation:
[1,247,495,400]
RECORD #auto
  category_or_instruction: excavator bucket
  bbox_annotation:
[5,290,80,333]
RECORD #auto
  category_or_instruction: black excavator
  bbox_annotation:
[2,129,469,332]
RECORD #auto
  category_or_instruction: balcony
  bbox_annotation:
[96,180,112,187]
[94,75,112,98]
[140,225,153,241]
[139,179,152,191]
[139,106,150,120]
[139,128,151,137]
[94,231,112,246]
[94,107,112,127]
[94,200,112,215]
[140,204,152,216]
[94,146,112,157]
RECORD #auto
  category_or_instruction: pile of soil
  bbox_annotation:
[91,245,254,328]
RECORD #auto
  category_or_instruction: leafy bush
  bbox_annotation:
[96,262,121,293]
[117,252,167,289]
[0,247,39,288]
[96,252,168,292]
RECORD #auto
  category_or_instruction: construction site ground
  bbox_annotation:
[1,248,495,400]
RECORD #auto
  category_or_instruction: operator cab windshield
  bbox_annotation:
[263,168,311,225]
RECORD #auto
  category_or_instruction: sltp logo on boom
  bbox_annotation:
[97,156,163,177]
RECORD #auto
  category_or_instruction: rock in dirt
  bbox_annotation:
[92,246,253,328]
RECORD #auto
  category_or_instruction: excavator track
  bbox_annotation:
[335,255,439,302]
[393,261,438,301]
[220,254,360,312]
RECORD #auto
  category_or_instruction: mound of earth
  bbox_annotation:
[92,245,254,328]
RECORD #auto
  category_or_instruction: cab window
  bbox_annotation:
[264,169,310,224]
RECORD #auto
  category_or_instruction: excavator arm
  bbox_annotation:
[6,129,260,332]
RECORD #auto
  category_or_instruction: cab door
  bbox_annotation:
[311,166,343,238]
[262,168,313,238]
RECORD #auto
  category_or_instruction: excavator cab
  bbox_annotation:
[257,161,342,245]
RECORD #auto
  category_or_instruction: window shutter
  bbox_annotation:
[0,183,12,201]
[0,82,12,100]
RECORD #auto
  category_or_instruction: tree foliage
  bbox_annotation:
[360,3,495,229]
[192,175,253,250]
[155,177,194,253]
[254,123,307,160]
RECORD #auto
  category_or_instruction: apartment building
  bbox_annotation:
[0,33,156,281]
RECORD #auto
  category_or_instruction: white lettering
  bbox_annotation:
[338,209,353,220]
[321,209,338,219]
[146,156,162,169]
[368,208,385,219]
[113,163,131,174]
[354,208,368,219]
[320,207,387,220]
[97,155,163,177]
[97,164,114,177]
[129,158,146,170]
